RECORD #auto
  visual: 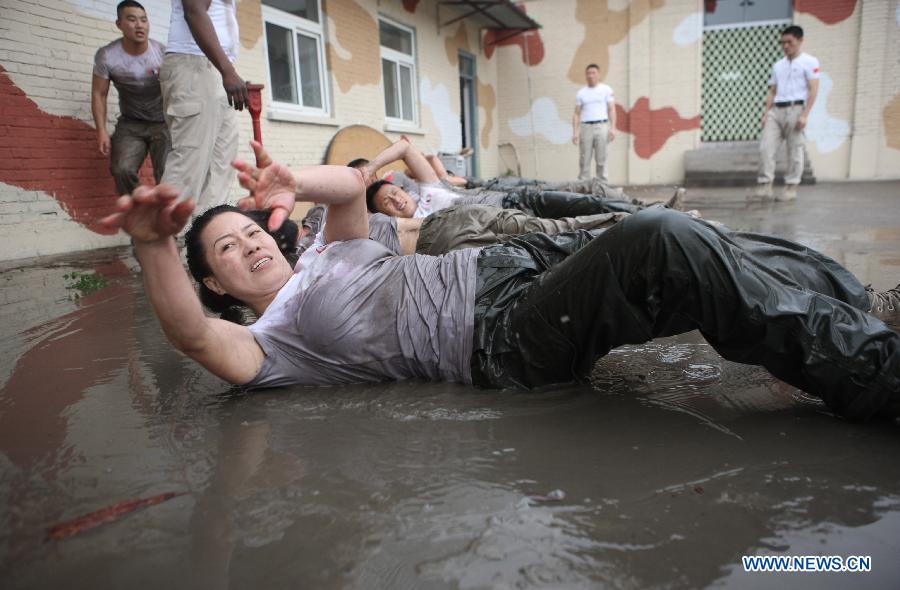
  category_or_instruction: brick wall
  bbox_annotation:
[0,0,174,260]
[0,0,499,261]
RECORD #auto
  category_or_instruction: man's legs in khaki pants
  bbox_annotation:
[592,122,609,182]
[756,109,783,198]
[578,122,594,180]
[756,105,805,201]
[160,54,238,216]
[205,100,239,207]
[780,105,805,200]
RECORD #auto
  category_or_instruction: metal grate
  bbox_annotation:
[701,23,788,142]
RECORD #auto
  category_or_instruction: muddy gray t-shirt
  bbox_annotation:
[367,214,401,255]
[93,39,166,122]
[454,191,505,209]
[247,238,479,387]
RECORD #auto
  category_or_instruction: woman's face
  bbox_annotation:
[374,184,417,218]
[200,212,295,302]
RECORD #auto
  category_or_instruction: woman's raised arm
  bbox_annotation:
[233,141,369,244]
[101,185,264,384]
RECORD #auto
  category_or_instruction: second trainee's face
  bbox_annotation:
[374,184,417,218]
[585,67,600,86]
[201,212,294,302]
[117,7,149,43]
[780,34,801,58]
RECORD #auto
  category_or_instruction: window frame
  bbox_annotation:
[379,16,419,126]
[261,2,330,118]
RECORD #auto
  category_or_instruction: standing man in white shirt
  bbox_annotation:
[160,0,248,215]
[754,25,820,202]
[572,64,617,182]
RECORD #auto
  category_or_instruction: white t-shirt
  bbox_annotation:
[167,0,239,63]
[770,53,820,103]
[410,182,460,218]
[576,84,615,122]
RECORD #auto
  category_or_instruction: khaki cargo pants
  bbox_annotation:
[758,104,805,186]
[578,121,609,182]
[159,53,239,214]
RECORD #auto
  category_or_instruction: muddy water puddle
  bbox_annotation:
[2,182,900,588]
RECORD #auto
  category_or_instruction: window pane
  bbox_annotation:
[399,64,413,121]
[379,20,413,54]
[742,0,791,24]
[382,59,400,118]
[296,33,323,108]
[263,0,318,23]
[459,53,475,78]
[704,0,791,27]
[266,22,297,104]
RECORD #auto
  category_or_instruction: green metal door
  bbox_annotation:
[701,22,788,142]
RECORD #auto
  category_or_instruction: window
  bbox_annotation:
[263,1,329,116]
[704,0,792,29]
[379,18,417,124]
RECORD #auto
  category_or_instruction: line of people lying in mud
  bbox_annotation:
[101,137,900,423]
[304,138,690,258]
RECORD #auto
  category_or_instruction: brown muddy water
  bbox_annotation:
[1,181,899,589]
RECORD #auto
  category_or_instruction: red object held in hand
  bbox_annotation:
[246,83,265,166]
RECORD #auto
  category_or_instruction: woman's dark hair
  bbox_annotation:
[347,158,369,168]
[366,179,392,213]
[184,205,300,324]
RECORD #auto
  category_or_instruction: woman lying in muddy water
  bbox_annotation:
[101,142,900,421]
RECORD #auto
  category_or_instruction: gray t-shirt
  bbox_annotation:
[367,214,401,255]
[93,39,166,122]
[247,238,479,387]
[454,192,505,209]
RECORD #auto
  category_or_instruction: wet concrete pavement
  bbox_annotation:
[1,181,899,589]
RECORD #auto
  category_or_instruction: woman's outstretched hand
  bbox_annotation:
[233,140,295,231]
[100,184,194,243]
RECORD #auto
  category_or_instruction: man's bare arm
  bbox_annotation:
[91,75,111,156]
[796,78,819,130]
[572,105,581,145]
[182,0,248,110]
[607,99,617,142]
[365,139,438,184]
[761,86,776,128]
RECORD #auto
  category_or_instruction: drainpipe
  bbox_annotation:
[522,30,539,177]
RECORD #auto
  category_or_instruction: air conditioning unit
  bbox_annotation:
[439,154,468,177]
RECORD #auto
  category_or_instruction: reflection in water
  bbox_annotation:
[2,181,900,588]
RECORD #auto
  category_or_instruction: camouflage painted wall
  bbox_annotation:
[494,0,703,184]
[0,0,501,260]
[494,0,900,184]
[1,0,899,260]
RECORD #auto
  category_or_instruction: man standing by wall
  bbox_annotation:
[92,1,169,196]
[161,0,247,214]
[754,25,820,201]
[572,64,616,182]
